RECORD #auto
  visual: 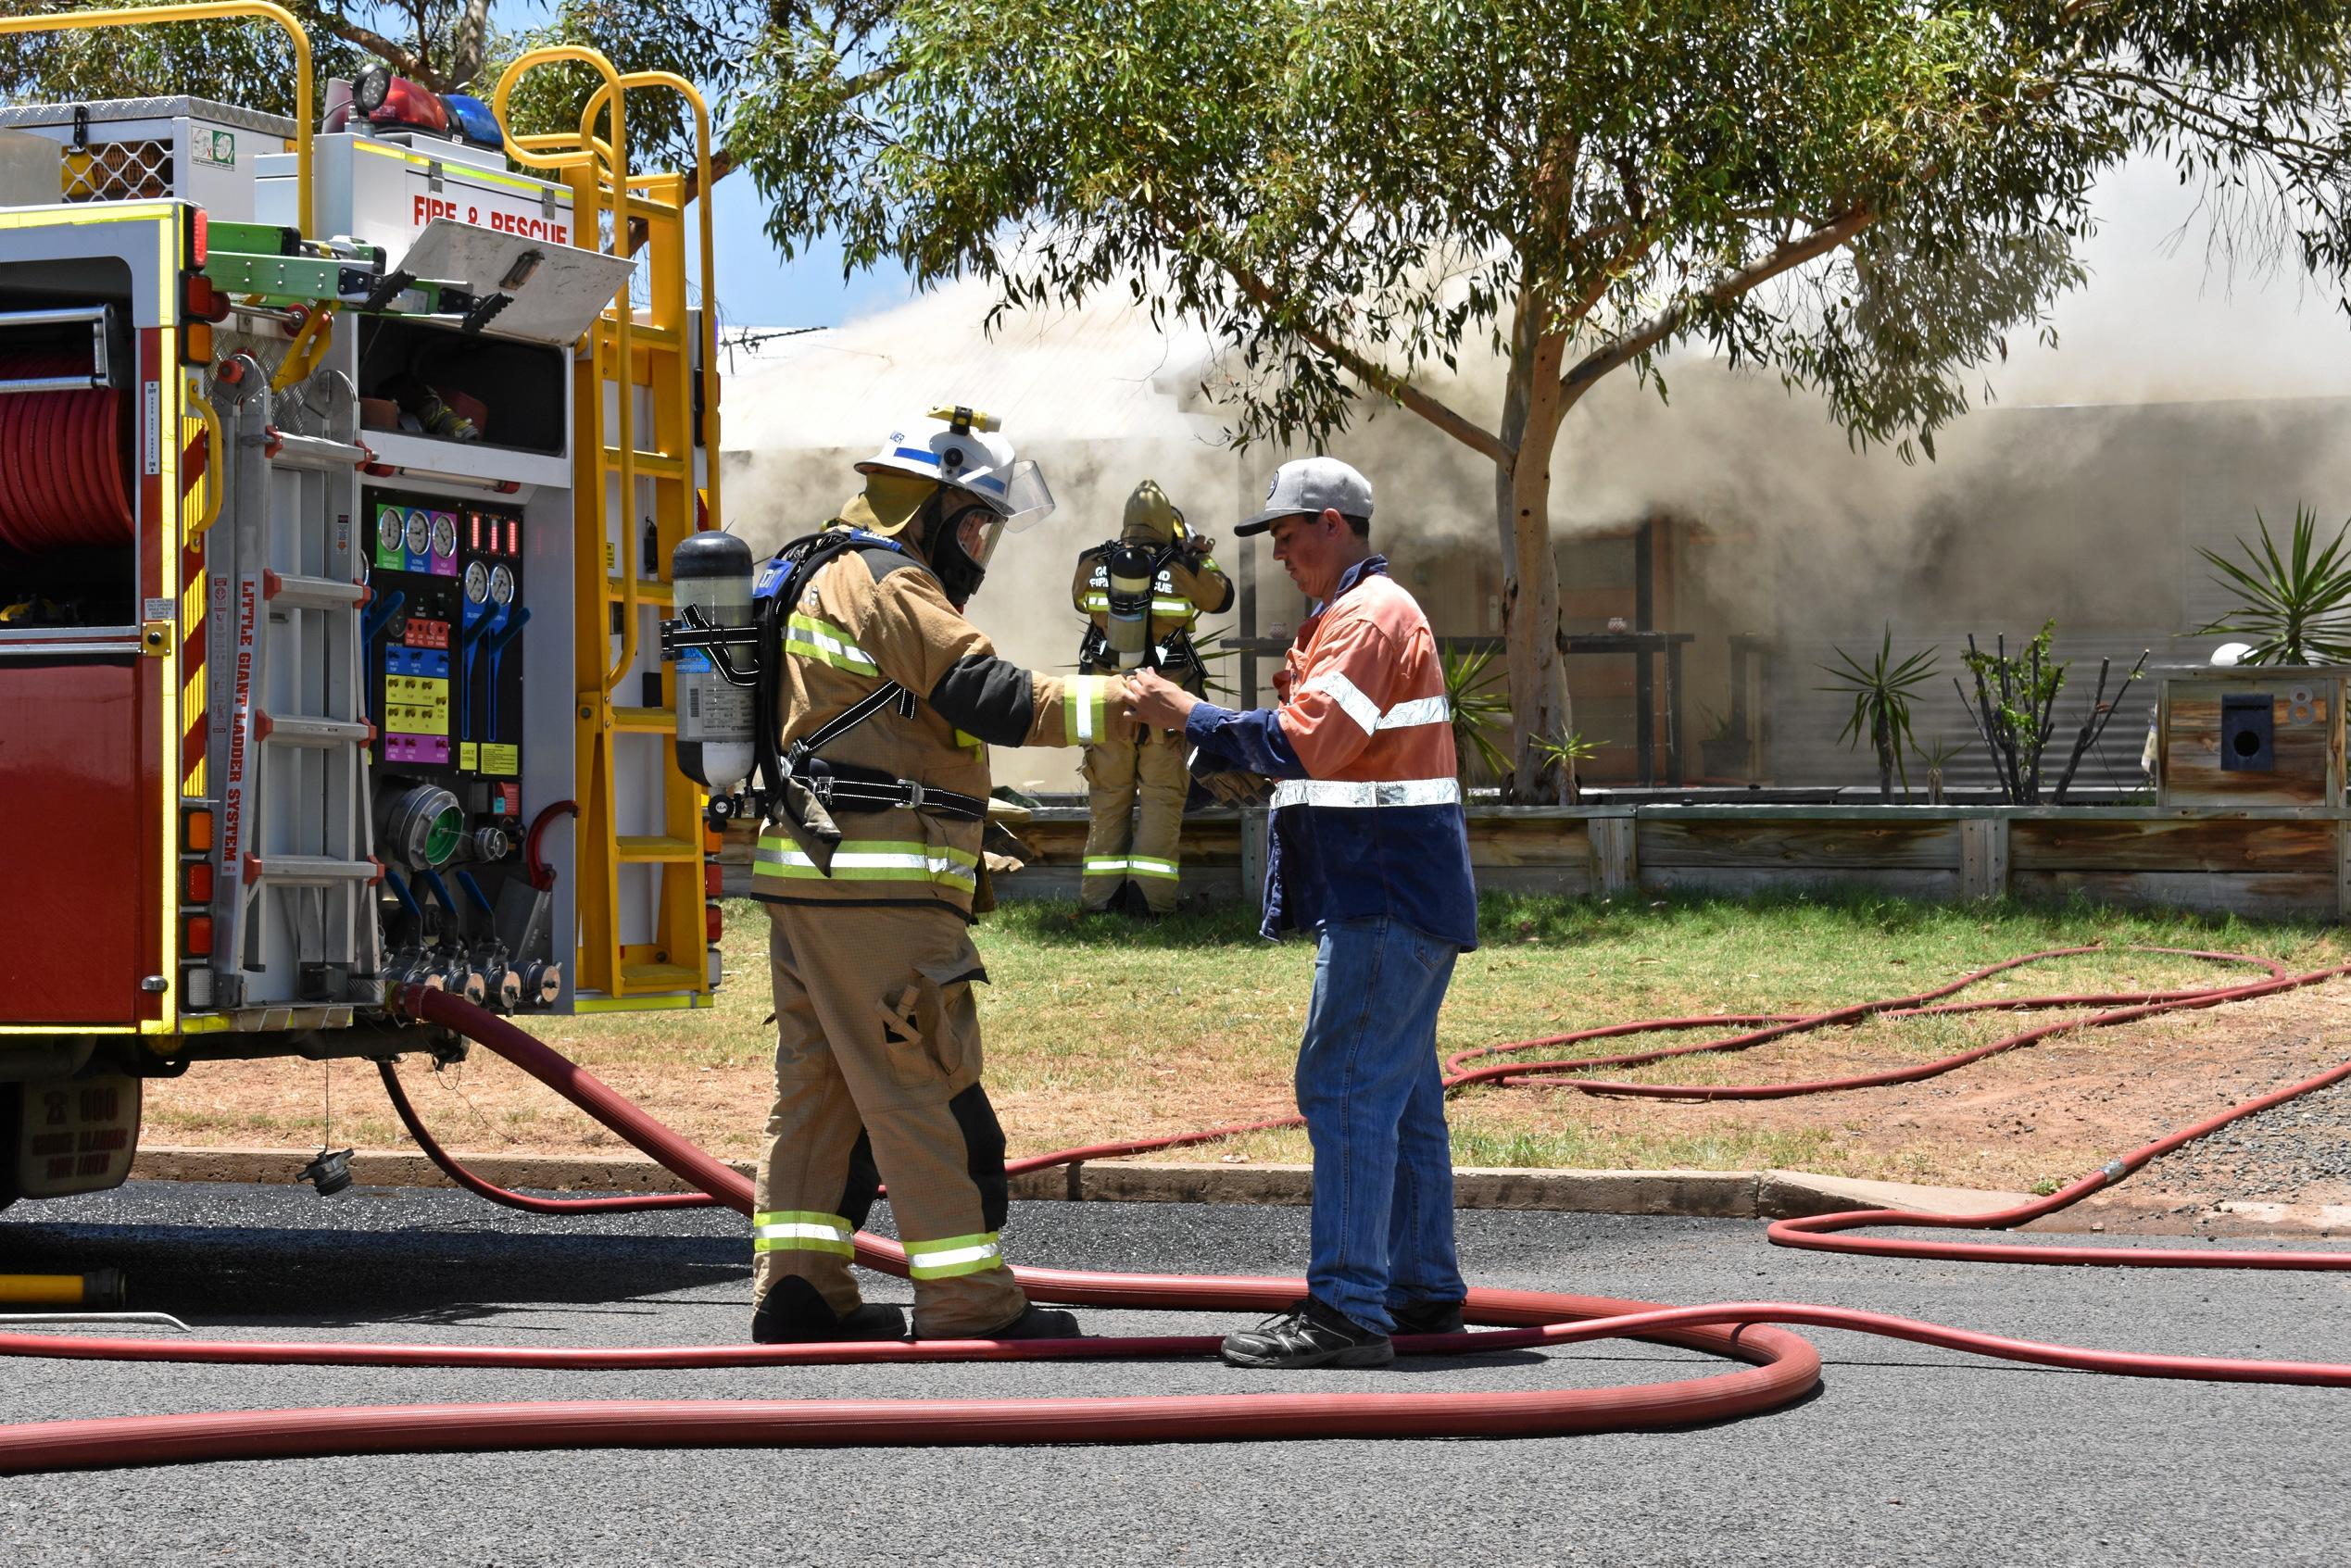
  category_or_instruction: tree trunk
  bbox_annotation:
[1493,301,1573,802]
[1872,707,1893,800]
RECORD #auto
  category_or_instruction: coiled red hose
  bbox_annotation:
[0,356,132,554]
[6,950,2350,1474]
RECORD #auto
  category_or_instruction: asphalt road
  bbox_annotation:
[2,1182,2345,1568]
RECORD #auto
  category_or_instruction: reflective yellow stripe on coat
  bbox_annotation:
[751,834,980,896]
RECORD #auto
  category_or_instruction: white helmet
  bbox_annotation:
[856,405,1056,529]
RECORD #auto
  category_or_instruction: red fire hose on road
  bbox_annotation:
[3,947,2349,1473]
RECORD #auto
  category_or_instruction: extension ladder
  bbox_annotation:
[201,354,383,1013]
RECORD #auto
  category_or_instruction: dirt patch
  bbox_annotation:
[142,977,2351,1225]
[1456,980,2351,1207]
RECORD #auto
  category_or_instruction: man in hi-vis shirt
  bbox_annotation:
[1125,457,1477,1369]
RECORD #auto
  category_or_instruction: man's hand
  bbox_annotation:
[1124,667,1200,730]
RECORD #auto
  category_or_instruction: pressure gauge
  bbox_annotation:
[463,560,490,603]
[488,563,516,606]
[429,513,458,558]
[403,509,431,555]
[377,508,404,554]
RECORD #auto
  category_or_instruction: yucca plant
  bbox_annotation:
[1817,627,1939,801]
[1442,646,1514,786]
[2197,506,2351,665]
[1528,726,1599,804]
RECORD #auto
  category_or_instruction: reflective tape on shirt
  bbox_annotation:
[754,835,979,893]
[1377,695,1451,730]
[1299,670,1382,734]
[1062,674,1115,745]
[751,1210,856,1257]
[1269,776,1463,809]
[903,1230,1005,1279]
[785,612,880,676]
[1299,671,1450,735]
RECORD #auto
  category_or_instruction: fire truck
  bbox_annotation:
[0,8,724,1210]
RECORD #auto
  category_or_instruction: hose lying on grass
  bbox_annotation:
[3,947,2347,1474]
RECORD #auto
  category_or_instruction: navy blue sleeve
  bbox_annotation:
[1184,700,1311,779]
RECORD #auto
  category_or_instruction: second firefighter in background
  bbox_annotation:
[1071,481,1233,916]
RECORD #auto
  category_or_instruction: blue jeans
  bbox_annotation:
[1295,917,1466,1335]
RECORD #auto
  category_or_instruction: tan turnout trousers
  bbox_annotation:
[1079,724,1192,913]
[754,899,1026,1337]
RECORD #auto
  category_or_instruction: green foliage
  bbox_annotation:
[1528,727,1599,771]
[735,3,2351,464]
[2196,506,2351,666]
[1817,628,1939,800]
[0,0,372,118]
[1442,645,1513,786]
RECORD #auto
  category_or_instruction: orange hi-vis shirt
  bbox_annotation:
[1184,556,1477,947]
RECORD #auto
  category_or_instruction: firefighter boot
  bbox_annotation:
[751,1276,908,1344]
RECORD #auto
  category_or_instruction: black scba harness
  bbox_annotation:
[1075,539,1208,684]
[748,529,987,826]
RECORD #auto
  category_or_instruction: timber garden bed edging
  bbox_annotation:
[943,802,2351,922]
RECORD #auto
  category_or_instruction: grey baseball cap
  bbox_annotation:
[1236,456,1374,535]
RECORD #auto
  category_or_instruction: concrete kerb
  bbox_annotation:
[126,1146,2020,1221]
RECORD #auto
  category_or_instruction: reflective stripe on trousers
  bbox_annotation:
[1269,776,1462,809]
[1083,854,1179,880]
[903,1231,1004,1280]
[751,1210,856,1257]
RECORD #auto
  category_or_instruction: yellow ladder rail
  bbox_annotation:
[490,50,721,1001]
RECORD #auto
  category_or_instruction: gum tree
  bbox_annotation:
[732,0,2351,798]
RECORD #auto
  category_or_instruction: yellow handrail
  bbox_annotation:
[491,45,637,695]
[0,2,313,236]
[580,69,721,532]
[185,374,225,540]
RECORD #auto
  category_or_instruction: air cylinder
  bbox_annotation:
[671,532,756,791]
[1104,542,1156,670]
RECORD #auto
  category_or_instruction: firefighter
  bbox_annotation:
[1071,481,1234,916]
[748,408,1131,1344]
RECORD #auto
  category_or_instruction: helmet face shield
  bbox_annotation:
[992,458,1055,530]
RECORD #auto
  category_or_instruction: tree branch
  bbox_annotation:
[446,0,493,87]
[1216,257,1513,467]
[1559,204,1877,398]
[319,14,426,82]
[626,148,739,257]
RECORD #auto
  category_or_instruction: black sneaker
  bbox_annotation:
[751,1278,908,1345]
[971,1303,1085,1340]
[1220,1297,1395,1369]
[1389,1298,1466,1336]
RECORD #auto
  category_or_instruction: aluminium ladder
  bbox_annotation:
[202,355,383,1013]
